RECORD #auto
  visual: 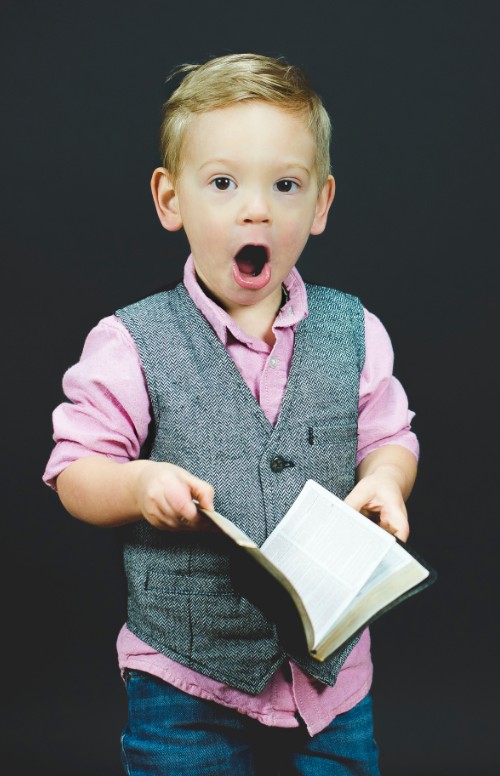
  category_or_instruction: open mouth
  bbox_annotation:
[234,244,269,277]
[232,244,272,290]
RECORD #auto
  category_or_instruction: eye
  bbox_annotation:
[210,177,236,191]
[274,179,299,193]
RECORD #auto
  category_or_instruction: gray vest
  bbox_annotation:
[116,281,365,694]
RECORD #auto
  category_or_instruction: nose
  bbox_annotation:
[238,188,271,224]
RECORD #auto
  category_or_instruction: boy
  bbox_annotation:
[44,53,418,775]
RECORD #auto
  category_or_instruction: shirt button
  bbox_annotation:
[269,357,277,368]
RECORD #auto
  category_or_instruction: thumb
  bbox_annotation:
[189,476,215,511]
[344,480,371,512]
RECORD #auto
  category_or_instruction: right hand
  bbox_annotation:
[131,460,215,531]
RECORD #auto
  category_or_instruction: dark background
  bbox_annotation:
[2,1,498,774]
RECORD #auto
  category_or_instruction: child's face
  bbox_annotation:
[153,101,334,315]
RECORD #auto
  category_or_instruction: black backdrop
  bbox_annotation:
[2,2,498,774]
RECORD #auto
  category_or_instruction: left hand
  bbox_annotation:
[344,472,410,541]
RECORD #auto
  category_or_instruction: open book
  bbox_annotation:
[201,479,436,662]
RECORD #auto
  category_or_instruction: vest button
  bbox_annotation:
[270,456,286,472]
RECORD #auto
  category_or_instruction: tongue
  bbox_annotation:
[237,258,258,274]
[233,245,271,290]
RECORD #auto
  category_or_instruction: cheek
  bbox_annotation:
[186,211,219,247]
[202,228,228,260]
[190,221,229,266]
[280,217,313,249]
[209,221,228,240]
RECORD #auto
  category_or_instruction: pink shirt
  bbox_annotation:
[44,256,418,735]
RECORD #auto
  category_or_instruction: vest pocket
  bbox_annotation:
[141,568,275,675]
[139,567,277,690]
[139,570,235,659]
[304,423,358,500]
[310,422,358,445]
[190,589,276,674]
[145,570,234,594]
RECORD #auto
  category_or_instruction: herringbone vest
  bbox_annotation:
[116,280,365,694]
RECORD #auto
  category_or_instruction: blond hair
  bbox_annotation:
[159,53,331,188]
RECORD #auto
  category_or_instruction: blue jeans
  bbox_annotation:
[120,669,379,775]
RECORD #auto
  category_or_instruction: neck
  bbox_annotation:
[227,287,285,345]
[194,273,287,345]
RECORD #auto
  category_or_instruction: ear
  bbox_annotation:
[151,167,183,232]
[310,175,335,236]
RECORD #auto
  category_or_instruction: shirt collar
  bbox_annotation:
[182,254,308,347]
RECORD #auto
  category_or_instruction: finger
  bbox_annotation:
[173,473,215,521]
[344,480,375,513]
[378,513,410,541]
[189,477,215,511]
[391,524,410,542]
[360,507,382,523]
[165,481,200,522]
[379,519,398,536]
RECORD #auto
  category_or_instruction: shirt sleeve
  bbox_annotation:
[43,316,152,489]
[356,309,419,466]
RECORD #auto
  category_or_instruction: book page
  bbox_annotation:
[261,480,395,646]
[353,540,413,598]
[313,540,430,660]
[199,507,258,548]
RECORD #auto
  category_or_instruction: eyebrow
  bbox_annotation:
[198,159,234,172]
[198,159,312,175]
